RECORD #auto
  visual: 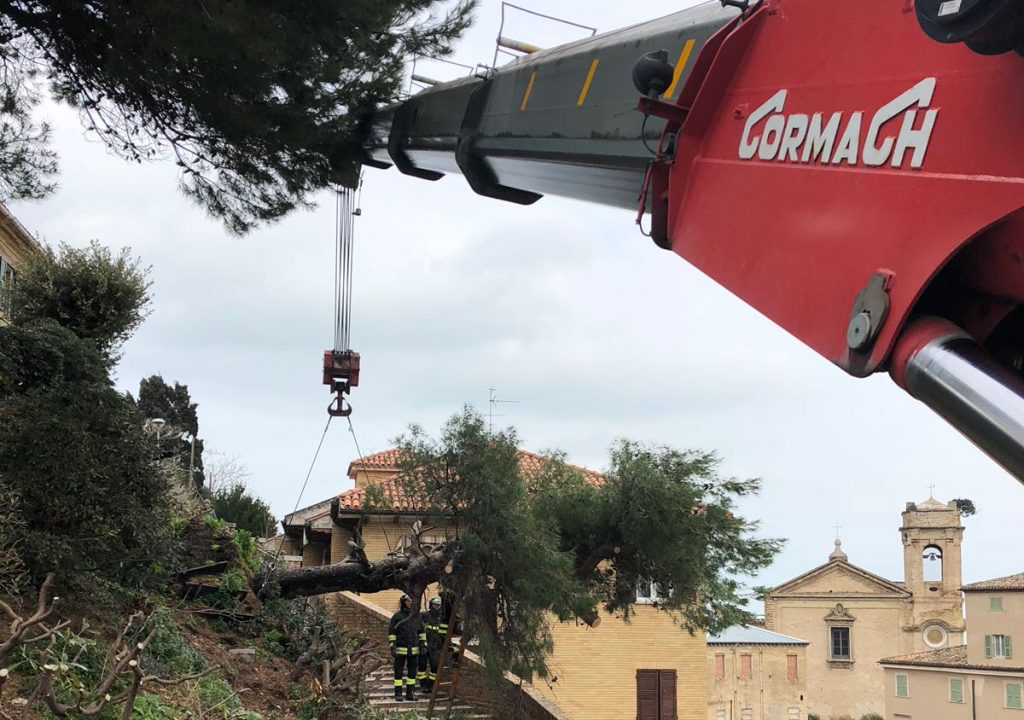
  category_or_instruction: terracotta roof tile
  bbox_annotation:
[337,477,428,513]
[516,450,604,488]
[336,449,604,515]
[346,449,403,477]
[880,645,1024,673]
[962,572,1024,592]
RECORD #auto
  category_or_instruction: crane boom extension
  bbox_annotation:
[364,4,738,208]
[364,0,1024,483]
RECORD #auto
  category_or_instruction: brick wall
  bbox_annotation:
[535,605,708,720]
[330,592,569,720]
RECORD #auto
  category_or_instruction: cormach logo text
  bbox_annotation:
[738,78,938,169]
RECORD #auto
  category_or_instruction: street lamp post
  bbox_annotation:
[149,417,166,458]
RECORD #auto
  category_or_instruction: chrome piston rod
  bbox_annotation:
[890,317,1024,483]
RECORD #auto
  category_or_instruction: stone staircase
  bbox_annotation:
[363,666,492,719]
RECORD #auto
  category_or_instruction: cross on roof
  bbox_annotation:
[834,522,842,539]
[928,483,936,497]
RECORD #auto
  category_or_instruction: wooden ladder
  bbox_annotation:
[426,597,468,720]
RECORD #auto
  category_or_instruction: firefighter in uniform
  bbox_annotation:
[387,595,423,701]
[422,595,448,693]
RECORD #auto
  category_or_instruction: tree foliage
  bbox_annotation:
[136,374,205,487]
[0,323,177,589]
[265,408,783,682]
[210,482,276,538]
[0,243,177,592]
[10,240,150,360]
[0,0,474,232]
[953,498,977,517]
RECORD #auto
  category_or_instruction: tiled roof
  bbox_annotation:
[336,449,605,515]
[880,645,1024,673]
[518,450,604,487]
[347,449,404,477]
[347,448,603,486]
[962,572,1024,592]
[337,476,428,513]
[708,625,808,645]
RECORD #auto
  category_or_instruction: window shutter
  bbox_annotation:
[659,670,677,720]
[1007,636,1013,659]
[787,654,798,681]
[896,674,908,697]
[950,678,963,703]
[1008,683,1023,710]
[986,635,993,658]
[637,670,659,720]
[714,654,725,680]
[740,654,752,679]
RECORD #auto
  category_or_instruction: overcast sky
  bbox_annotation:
[10,0,1023,602]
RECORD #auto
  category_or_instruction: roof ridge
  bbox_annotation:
[336,450,605,515]
[962,571,1024,592]
[769,557,909,598]
[708,624,810,645]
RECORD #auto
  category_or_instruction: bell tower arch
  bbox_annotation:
[901,497,965,651]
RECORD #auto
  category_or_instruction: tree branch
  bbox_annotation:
[261,546,451,599]
[576,544,623,580]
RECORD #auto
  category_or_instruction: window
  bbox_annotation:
[787,709,801,720]
[922,544,943,582]
[0,256,14,317]
[986,634,1014,659]
[787,654,798,681]
[992,596,1005,612]
[949,677,964,704]
[714,654,725,680]
[830,626,851,660]
[739,654,752,680]
[1007,682,1023,710]
[740,710,753,720]
[636,579,670,604]
[715,712,726,720]
[923,624,948,649]
[397,533,446,554]
[895,673,909,698]
[636,669,677,720]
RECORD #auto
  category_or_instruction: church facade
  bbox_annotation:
[764,498,966,719]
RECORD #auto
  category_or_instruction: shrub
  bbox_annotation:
[0,373,181,590]
[140,606,208,677]
[860,715,885,720]
[210,483,275,537]
[132,693,179,720]
[233,530,262,574]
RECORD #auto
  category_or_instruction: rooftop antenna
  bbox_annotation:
[488,387,519,434]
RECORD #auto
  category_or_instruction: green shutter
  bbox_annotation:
[986,635,993,658]
[896,674,909,698]
[1006,636,1013,660]
[992,596,1004,611]
[950,678,963,703]
[1007,683,1023,710]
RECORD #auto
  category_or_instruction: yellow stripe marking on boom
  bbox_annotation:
[520,71,537,111]
[664,39,696,100]
[577,59,600,106]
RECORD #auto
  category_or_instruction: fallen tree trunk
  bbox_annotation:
[259,549,449,600]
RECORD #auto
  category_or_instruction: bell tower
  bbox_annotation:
[901,496,966,651]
